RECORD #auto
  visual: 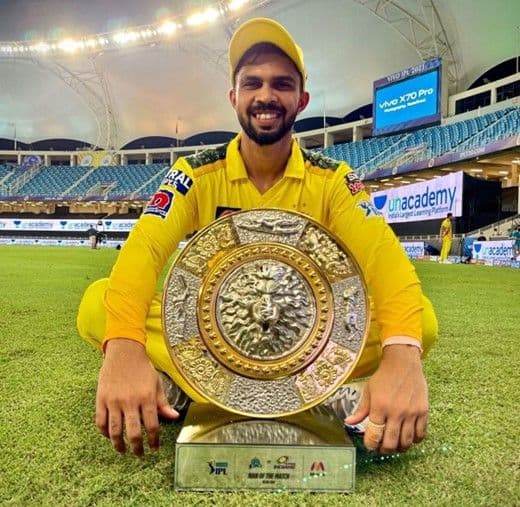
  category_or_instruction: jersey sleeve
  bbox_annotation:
[326,164,424,343]
[103,158,198,346]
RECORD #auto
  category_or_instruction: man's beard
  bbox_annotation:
[238,101,297,146]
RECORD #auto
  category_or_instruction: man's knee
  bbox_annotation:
[421,295,438,356]
[77,278,109,350]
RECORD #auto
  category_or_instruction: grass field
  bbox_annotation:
[0,246,519,506]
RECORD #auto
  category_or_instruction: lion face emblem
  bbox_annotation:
[217,260,315,360]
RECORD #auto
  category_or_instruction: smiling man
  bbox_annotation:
[78,17,438,457]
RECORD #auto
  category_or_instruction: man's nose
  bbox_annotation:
[255,83,277,104]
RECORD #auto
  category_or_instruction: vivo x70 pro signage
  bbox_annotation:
[371,171,463,224]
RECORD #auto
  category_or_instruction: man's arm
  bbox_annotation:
[440,220,448,239]
[327,165,428,453]
[96,160,198,456]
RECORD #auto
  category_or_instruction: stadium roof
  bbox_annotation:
[0,0,518,150]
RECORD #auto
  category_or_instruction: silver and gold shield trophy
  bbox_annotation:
[162,209,369,492]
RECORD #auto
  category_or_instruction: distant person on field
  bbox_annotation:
[96,220,105,247]
[87,225,98,249]
[439,212,453,263]
[510,224,520,260]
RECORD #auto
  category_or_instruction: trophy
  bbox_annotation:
[162,209,369,492]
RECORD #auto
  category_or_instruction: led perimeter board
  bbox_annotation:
[373,58,442,137]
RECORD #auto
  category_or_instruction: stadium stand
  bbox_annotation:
[2,163,169,200]
[322,106,519,177]
[0,105,517,202]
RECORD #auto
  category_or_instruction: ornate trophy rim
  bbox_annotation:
[162,208,370,418]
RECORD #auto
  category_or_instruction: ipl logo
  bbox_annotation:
[208,460,228,475]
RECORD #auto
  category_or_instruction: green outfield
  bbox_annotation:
[0,246,518,506]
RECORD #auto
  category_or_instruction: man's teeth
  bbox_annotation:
[256,113,278,119]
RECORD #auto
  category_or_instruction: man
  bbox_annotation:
[77,18,437,457]
[87,225,98,249]
[95,220,105,247]
[510,224,520,260]
[439,212,453,263]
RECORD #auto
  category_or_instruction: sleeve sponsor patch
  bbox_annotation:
[344,172,365,195]
[357,200,381,218]
[144,189,174,219]
[162,168,193,195]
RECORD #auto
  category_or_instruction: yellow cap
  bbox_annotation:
[229,17,306,84]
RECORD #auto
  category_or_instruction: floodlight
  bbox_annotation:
[157,21,177,35]
[113,31,139,44]
[228,0,249,11]
[58,39,79,52]
[186,7,219,26]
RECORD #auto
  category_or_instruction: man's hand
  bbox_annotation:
[345,344,428,454]
[95,339,179,456]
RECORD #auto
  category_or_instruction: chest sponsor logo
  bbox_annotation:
[345,172,365,195]
[215,206,241,219]
[162,169,193,195]
[144,189,174,219]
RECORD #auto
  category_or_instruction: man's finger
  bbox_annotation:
[414,413,428,443]
[95,401,109,439]
[156,381,180,421]
[379,419,401,454]
[344,388,370,426]
[364,414,386,451]
[108,408,126,454]
[141,402,160,451]
[125,409,144,457]
[399,417,416,451]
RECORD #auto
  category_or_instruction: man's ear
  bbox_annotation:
[297,91,310,114]
[228,87,237,109]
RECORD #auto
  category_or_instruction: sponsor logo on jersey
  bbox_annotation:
[345,172,365,195]
[162,169,193,195]
[144,190,174,219]
[215,206,241,219]
[358,200,381,218]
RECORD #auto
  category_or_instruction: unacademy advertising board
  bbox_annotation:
[371,171,463,223]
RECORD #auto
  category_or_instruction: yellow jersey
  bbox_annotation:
[104,135,424,346]
[440,218,453,239]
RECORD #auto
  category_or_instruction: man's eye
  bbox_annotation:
[242,80,260,88]
[275,81,295,90]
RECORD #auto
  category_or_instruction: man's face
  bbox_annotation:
[229,52,309,146]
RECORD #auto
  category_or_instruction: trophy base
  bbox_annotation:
[175,403,356,492]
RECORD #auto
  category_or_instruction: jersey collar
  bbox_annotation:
[226,134,305,181]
